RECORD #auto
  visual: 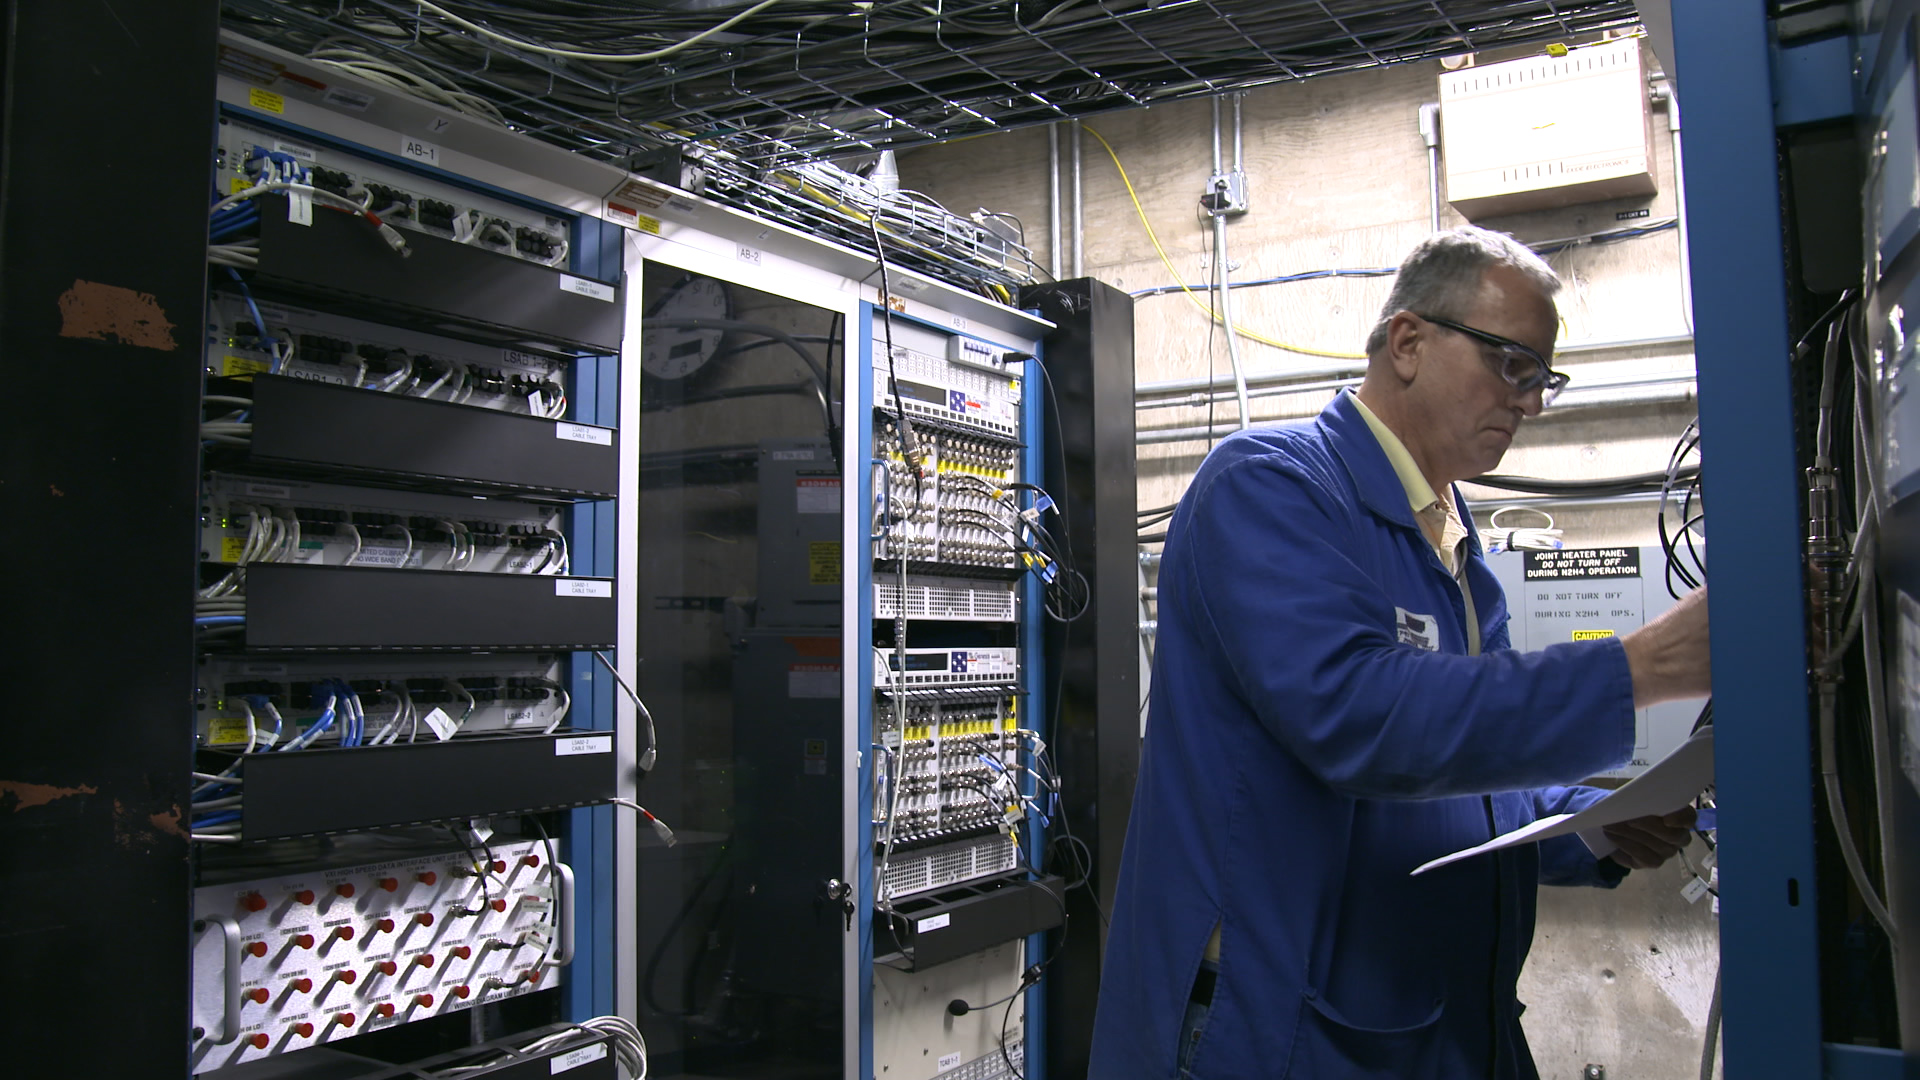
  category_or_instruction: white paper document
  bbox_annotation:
[1411,729,1715,876]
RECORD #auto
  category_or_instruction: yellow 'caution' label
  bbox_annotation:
[249,87,286,114]
[633,214,661,235]
[1571,629,1616,641]
[207,717,252,746]
[223,354,269,377]
[220,536,248,563]
[809,541,841,585]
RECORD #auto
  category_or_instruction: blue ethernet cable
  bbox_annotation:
[195,615,246,626]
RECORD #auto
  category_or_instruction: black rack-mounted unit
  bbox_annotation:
[233,375,617,499]
[235,733,617,840]
[876,872,1065,972]
[244,564,616,652]
[248,196,625,354]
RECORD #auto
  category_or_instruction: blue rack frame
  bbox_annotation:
[1677,4,1911,1076]
[563,214,628,1023]
[855,302,1050,1079]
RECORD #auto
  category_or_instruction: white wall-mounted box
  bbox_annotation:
[1440,39,1657,219]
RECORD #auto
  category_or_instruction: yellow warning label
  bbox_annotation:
[808,541,841,585]
[1571,629,1617,641]
[207,717,252,746]
[249,87,286,114]
[633,214,660,235]
[221,536,248,563]
[223,354,269,377]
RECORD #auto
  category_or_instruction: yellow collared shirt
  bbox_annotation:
[1350,392,1481,656]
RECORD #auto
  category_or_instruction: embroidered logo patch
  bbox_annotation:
[1396,608,1440,651]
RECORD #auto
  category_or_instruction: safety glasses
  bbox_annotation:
[1416,314,1570,405]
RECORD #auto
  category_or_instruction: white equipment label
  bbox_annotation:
[555,422,613,446]
[551,1043,609,1074]
[555,579,612,598]
[559,275,617,303]
[555,735,613,757]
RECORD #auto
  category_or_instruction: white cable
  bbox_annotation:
[593,651,657,772]
[406,0,782,63]
[1484,506,1564,553]
[343,521,363,566]
[541,686,573,735]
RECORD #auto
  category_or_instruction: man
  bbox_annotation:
[1090,226,1711,1079]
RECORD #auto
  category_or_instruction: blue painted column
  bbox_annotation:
[1021,350,1049,1080]
[857,303,879,1080]
[1669,4,1823,1076]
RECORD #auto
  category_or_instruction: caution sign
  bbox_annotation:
[1524,547,1642,580]
[1571,629,1617,642]
[808,541,841,585]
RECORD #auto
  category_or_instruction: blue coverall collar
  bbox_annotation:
[1320,390,1426,531]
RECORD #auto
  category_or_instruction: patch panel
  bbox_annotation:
[875,647,1019,689]
[874,690,1035,867]
[215,118,570,269]
[200,474,567,577]
[197,654,570,749]
[205,293,570,417]
[190,838,569,1072]
[875,428,1026,571]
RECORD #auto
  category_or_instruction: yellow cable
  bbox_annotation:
[1081,126,1368,361]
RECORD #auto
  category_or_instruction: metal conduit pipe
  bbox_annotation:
[1136,379,1699,444]
[1137,369,1701,412]
[1668,89,1695,335]
[1132,333,1697,400]
[1049,123,1063,280]
[1212,95,1251,430]
[1071,120,1084,278]
[1419,103,1443,233]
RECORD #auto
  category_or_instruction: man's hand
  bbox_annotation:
[1601,808,1697,870]
[1622,586,1710,707]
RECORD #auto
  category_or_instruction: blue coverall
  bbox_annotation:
[1090,391,1637,1079]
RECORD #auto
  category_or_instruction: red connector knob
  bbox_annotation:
[527,969,543,984]
[374,960,397,977]
[242,893,267,913]
[289,978,312,994]
[371,919,394,935]
[414,993,435,1008]
[334,1012,356,1029]
[293,889,315,905]
[451,985,471,999]
[417,871,437,886]
[335,883,356,899]
[490,899,507,913]
[336,969,358,985]
[332,926,355,942]
[375,1003,396,1018]
[490,859,507,874]
[450,946,471,960]
[292,1023,314,1039]
[245,942,268,958]
[522,855,541,868]
[248,1034,270,1050]
[415,912,435,927]
[377,877,399,892]
[292,934,314,950]
[413,953,435,968]
[244,988,269,1005]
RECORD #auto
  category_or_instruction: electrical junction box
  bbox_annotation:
[1440,38,1657,219]
[1485,545,1705,780]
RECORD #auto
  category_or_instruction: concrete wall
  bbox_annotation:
[901,41,1721,1079]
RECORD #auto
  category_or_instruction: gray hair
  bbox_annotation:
[1364,226,1560,355]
